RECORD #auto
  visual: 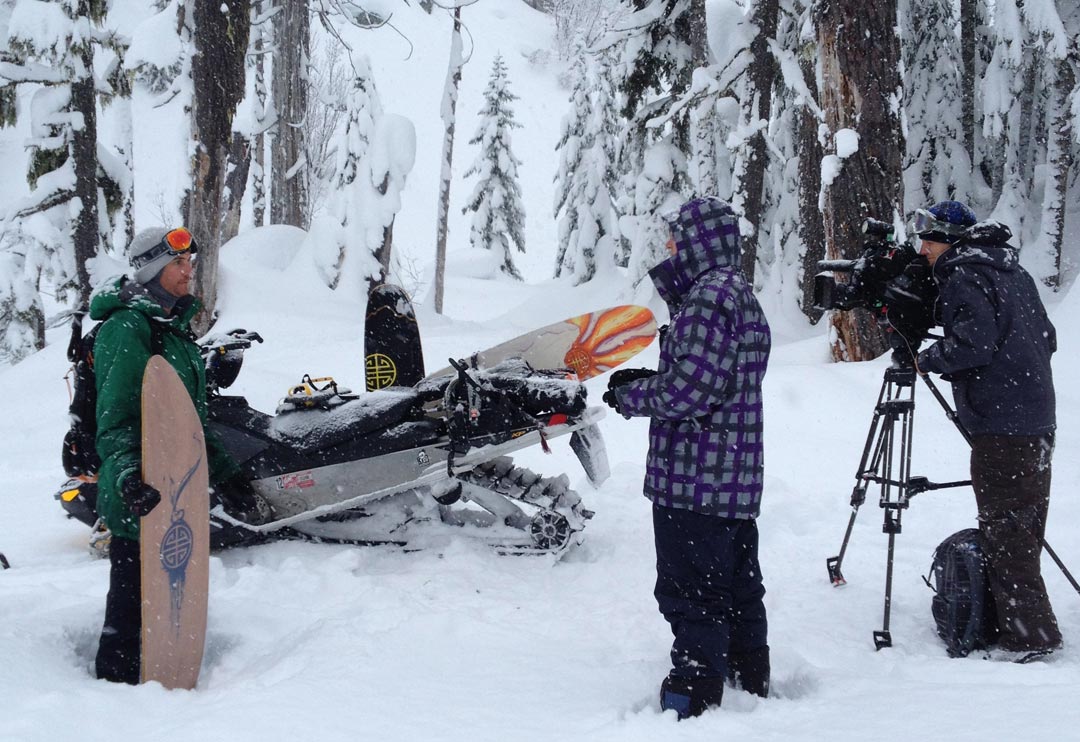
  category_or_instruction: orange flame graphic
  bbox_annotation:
[563,306,655,379]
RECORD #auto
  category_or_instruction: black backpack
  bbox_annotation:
[62,311,163,478]
[925,528,1000,657]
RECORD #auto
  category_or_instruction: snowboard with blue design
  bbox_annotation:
[140,356,210,690]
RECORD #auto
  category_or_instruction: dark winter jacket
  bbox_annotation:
[615,198,771,518]
[916,222,1056,437]
[90,277,238,540]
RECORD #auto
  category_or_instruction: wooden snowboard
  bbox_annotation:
[365,283,425,390]
[426,305,657,381]
[139,356,210,690]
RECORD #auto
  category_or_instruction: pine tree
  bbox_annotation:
[616,0,704,155]
[0,0,126,362]
[553,52,589,279]
[605,0,707,276]
[308,55,383,291]
[901,0,970,210]
[1023,0,1074,288]
[462,53,526,281]
[554,50,619,284]
[753,0,816,313]
[626,139,686,285]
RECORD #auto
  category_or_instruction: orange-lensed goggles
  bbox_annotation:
[164,227,196,253]
[132,228,198,271]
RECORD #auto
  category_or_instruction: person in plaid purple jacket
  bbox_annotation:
[605,196,772,719]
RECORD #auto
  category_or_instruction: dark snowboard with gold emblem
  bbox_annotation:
[365,284,425,391]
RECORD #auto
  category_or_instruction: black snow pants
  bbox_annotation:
[971,433,1062,652]
[652,505,768,689]
[95,536,141,684]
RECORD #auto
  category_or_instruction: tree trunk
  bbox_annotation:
[960,0,976,170]
[271,0,309,228]
[434,5,463,315]
[1041,55,1074,290]
[251,0,270,228]
[797,44,825,324]
[668,0,708,169]
[815,0,904,361]
[71,4,99,308]
[189,0,250,331]
[371,172,394,293]
[739,0,779,282]
[220,133,251,244]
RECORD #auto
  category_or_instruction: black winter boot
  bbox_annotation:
[728,645,770,698]
[660,674,725,720]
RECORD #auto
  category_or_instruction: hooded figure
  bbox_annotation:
[605,196,772,718]
[914,202,1061,661]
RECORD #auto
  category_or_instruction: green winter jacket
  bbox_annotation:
[90,277,238,540]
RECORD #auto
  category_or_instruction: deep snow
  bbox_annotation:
[3,1,1080,740]
[3,224,1080,742]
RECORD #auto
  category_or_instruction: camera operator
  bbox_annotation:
[912,200,1061,661]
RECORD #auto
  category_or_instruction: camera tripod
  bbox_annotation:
[826,355,1080,649]
[825,359,969,649]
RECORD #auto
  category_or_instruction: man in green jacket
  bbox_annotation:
[94,227,270,684]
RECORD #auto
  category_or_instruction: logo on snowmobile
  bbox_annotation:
[365,353,397,390]
[276,471,315,490]
[417,450,430,465]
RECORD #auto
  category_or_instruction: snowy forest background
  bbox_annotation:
[1,0,1079,368]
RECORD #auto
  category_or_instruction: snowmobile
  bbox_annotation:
[57,329,608,556]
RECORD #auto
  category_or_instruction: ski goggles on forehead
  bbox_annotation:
[910,209,968,238]
[131,228,198,270]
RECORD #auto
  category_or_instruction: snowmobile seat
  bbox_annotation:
[269,388,423,451]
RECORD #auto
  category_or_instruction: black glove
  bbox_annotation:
[602,389,624,415]
[212,473,273,525]
[121,475,162,517]
[608,367,657,390]
[658,324,669,345]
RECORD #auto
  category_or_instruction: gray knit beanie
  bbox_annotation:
[128,227,174,284]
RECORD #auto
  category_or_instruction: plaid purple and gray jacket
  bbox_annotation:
[615,198,771,519]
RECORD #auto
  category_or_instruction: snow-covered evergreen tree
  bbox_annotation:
[0,0,127,362]
[751,0,814,311]
[625,139,685,286]
[306,55,415,295]
[1023,0,1073,288]
[308,55,381,290]
[604,0,707,274]
[553,53,589,279]
[0,231,44,364]
[462,52,526,280]
[554,50,619,284]
[901,0,971,210]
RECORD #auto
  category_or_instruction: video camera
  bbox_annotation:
[813,218,939,353]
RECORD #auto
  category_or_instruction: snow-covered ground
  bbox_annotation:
[4,1,1080,739]
[3,225,1080,742]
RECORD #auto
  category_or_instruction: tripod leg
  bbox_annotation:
[827,383,892,585]
[1041,538,1080,596]
[874,512,898,650]
[827,510,858,586]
